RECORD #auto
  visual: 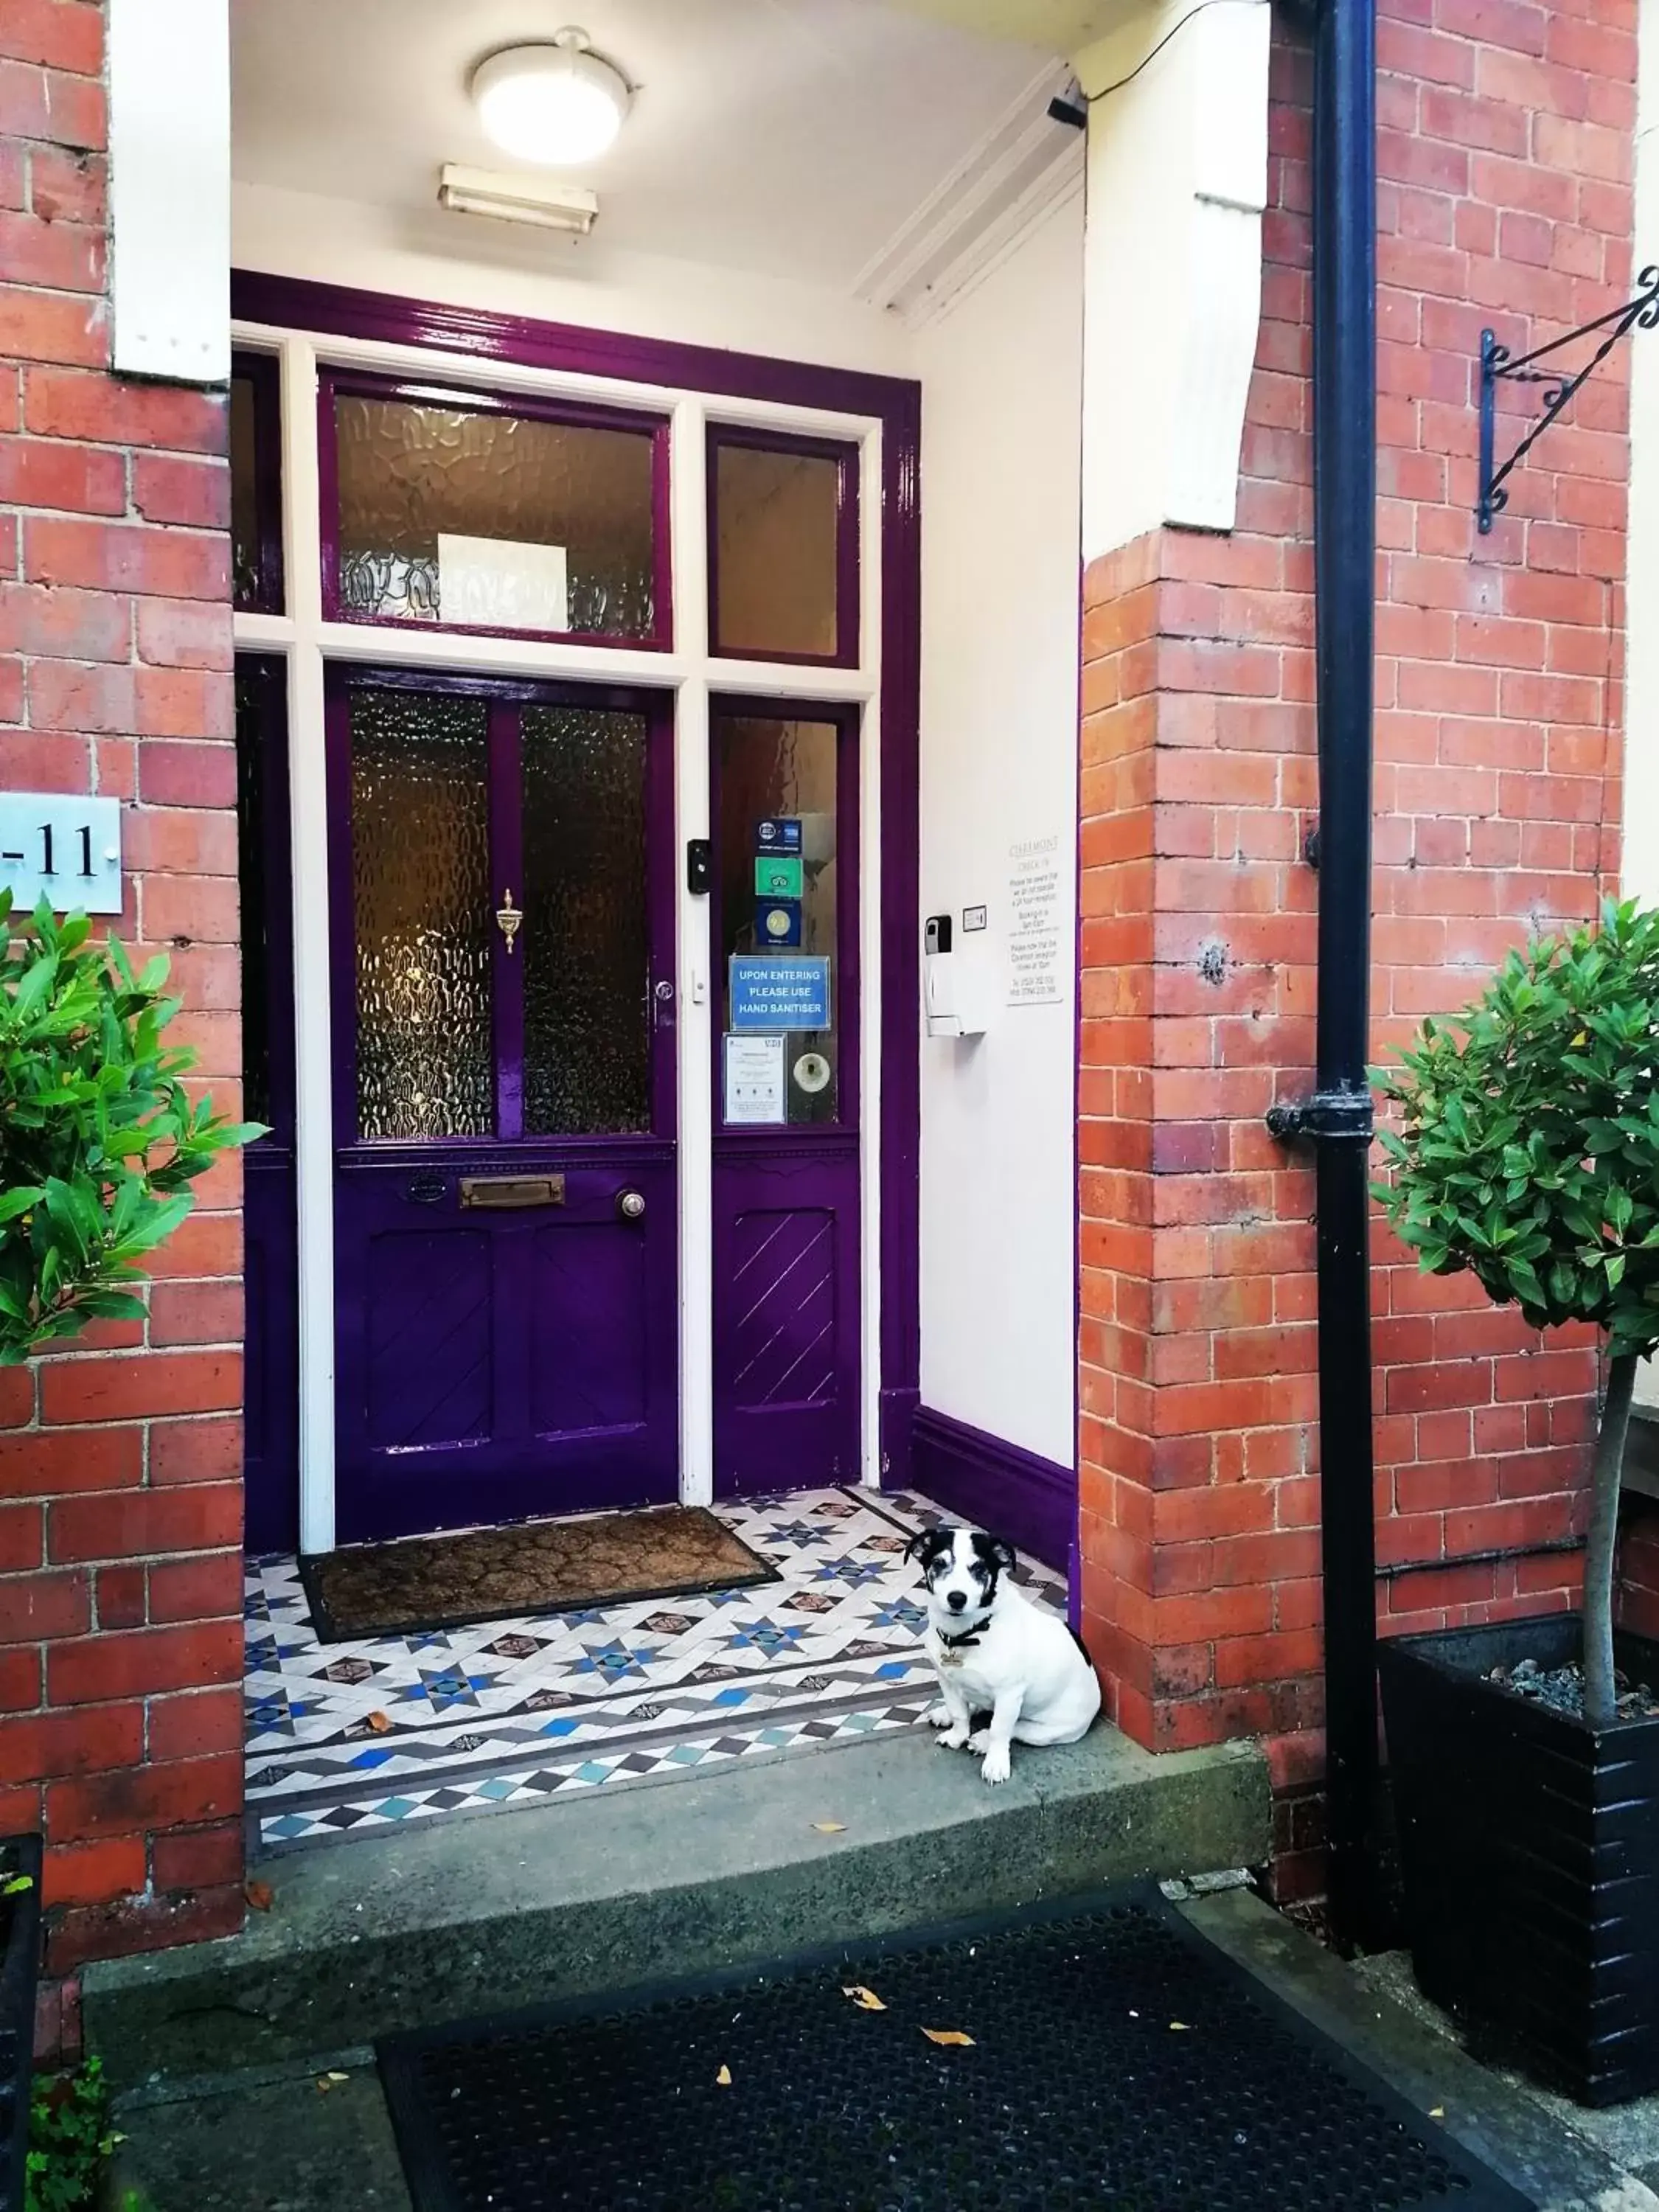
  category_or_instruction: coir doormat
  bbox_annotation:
[377,1880,1533,2212]
[299,1505,778,1644]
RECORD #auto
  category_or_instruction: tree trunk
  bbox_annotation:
[1583,1350,1638,1731]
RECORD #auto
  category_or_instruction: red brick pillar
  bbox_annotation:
[1078,0,1630,1818]
[0,0,243,2036]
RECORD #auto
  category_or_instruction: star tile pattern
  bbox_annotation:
[244,1489,1067,1856]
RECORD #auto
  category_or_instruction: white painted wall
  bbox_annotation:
[916,189,1085,1467]
[233,181,915,378]
[110,0,230,383]
[1077,0,1270,559]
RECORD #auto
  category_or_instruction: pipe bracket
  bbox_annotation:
[1266,1089,1375,1144]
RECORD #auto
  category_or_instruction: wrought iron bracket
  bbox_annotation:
[1266,1088,1375,1145]
[1478,267,1659,533]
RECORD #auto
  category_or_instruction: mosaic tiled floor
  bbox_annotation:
[245,1489,1068,1857]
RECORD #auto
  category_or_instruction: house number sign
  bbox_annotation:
[0,795,122,915]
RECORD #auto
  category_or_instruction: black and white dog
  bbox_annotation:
[906,1526,1101,1784]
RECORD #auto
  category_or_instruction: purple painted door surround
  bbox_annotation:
[237,654,300,1554]
[230,271,925,1494]
[326,664,679,1545]
[711,698,861,1495]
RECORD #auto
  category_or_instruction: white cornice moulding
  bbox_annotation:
[853,60,1084,327]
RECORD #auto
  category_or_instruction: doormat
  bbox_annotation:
[378,1881,1532,2212]
[299,1506,779,1644]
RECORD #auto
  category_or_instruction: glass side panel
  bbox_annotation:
[234,662,273,1130]
[713,443,844,661]
[230,374,262,613]
[333,394,658,640]
[350,688,493,1141]
[520,706,651,1135]
[716,714,841,1126]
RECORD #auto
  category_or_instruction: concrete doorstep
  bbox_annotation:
[84,1721,1270,2086]
[88,1725,1659,2212]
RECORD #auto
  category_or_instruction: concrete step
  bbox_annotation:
[83,1722,1269,2088]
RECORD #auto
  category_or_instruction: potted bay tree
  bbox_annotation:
[1374,897,1659,2107]
[0,895,257,2201]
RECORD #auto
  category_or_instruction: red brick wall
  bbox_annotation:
[0,0,243,2025]
[1078,0,1632,1763]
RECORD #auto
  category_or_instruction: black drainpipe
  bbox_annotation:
[1266,0,1381,1948]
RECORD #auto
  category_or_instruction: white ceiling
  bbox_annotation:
[229,0,1067,293]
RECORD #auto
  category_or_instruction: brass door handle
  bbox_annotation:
[495,888,522,953]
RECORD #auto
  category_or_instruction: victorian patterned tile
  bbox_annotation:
[245,1488,1066,1856]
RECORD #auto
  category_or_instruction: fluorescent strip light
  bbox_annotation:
[437,163,598,234]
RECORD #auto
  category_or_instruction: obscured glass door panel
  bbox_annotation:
[333,389,661,641]
[521,706,652,1135]
[230,353,282,614]
[234,664,274,1130]
[350,687,493,1140]
[230,376,260,610]
[715,714,841,1124]
[712,438,853,662]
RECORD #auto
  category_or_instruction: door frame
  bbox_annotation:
[230,271,920,1554]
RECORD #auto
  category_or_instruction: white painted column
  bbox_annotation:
[670,398,715,1505]
[279,338,338,1556]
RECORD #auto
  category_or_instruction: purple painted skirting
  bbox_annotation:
[231,268,923,1490]
[910,1406,1077,1576]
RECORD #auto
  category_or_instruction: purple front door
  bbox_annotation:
[710,701,861,1495]
[327,668,678,1545]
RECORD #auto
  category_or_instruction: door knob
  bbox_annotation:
[616,1189,646,1221]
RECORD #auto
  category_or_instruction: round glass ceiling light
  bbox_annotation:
[472,28,630,167]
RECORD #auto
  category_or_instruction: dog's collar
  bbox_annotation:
[936,1622,984,1651]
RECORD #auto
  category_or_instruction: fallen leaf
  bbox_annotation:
[811,1821,847,1834]
[366,1711,393,1735]
[315,2073,350,2093]
[716,2065,732,2087]
[921,2028,975,2048]
[842,1986,886,2012]
[244,1879,274,1913]
[1,1875,33,1897]
[1430,2107,1444,2120]
[1169,2021,1192,2033]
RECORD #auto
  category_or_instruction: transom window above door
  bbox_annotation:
[323,372,672,648]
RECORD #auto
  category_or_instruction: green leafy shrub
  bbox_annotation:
[0,897,259,1363]
[1374,897,1659,1727]
[26,2055,114,2212]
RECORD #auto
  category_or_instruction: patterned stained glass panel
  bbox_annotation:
[351,688,493,1141]
[716,715,840,1124]
[234,661,274,1130]
[713,442,845,660]
[520,707,650,1135]
[333,394,658,641]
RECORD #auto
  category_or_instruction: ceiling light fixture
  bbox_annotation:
[437,164,599,234]
[471,28,630,167]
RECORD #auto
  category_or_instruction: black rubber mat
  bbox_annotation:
[378,1881,1533,2212]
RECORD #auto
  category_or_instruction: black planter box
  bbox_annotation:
[0,1834,41,2212]
[1378,1614,1659,2107]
